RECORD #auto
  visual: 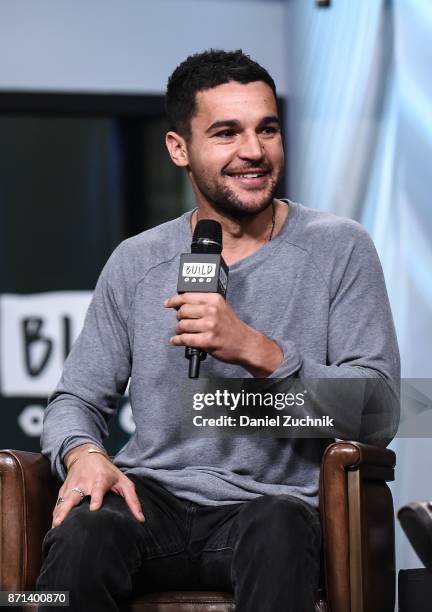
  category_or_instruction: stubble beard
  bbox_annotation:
[191,168,281,220]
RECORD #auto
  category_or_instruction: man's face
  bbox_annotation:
[183,81,284,218]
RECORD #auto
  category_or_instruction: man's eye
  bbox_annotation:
[215,130,236,138]
[262,127,278,135]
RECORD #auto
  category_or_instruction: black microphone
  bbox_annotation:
[177,219,229,378]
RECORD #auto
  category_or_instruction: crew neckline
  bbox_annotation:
[181,199,300,272]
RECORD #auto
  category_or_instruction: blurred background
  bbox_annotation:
[0,0,431,592]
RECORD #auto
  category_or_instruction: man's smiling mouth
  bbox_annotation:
[225,169,271,178]
[224,169,272,186]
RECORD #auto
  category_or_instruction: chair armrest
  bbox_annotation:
[0,450,60,590]
[319,441,396,612]
[321,441,395,480]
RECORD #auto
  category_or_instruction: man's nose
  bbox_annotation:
[237,132,264,160]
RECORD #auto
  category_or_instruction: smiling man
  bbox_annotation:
[37,50,400,612]
[164,65,288,376]
[167,79,283,217]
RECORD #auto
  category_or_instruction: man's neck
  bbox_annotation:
[191,199,288,266]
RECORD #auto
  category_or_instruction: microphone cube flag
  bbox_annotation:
[177,253,228,297]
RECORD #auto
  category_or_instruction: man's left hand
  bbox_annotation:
[164,293,283,377]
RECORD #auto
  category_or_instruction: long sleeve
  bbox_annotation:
[41,243,132,480]
[268,223,400,445]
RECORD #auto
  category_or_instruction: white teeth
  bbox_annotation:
[234,173,264,178]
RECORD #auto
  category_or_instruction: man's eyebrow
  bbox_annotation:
[205,115,280,133]
[259,115,280,127]
[206,119,240,133]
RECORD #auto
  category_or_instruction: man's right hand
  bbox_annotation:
[51,443,145,528]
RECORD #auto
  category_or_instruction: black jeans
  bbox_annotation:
[36,475,321,612]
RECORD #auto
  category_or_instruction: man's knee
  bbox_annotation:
[46,499,134,550]
[38,498,142,589]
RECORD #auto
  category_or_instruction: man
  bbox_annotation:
[37,50,400,611]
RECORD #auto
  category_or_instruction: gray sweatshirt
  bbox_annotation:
[41,200,400,507]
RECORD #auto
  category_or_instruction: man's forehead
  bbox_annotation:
[194,81,278,121]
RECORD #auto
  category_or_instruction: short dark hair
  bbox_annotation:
[165,49,277,140]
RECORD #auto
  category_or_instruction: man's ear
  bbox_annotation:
[165,131,189,167]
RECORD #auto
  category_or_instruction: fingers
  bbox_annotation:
[52,461,146,529]
[164,293,222,310]
[170,331,212,347]
[175,304,206,321]
[52,486,88,528]
[52,479,145,527]
[115,478,145,523]
[175,316,216,335]
[89,482,106,511]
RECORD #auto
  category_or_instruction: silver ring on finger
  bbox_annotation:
[71,486,87,501]
[56,496,65,506]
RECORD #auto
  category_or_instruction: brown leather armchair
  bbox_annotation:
[0,442,395,612]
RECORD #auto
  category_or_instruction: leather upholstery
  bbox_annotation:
[0,450,58,590]
[319,442,396,612]
[123,592,235,612]
[0,443,395,611]
[120,590,328,611]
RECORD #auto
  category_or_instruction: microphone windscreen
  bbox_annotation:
[191,219,223,254]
